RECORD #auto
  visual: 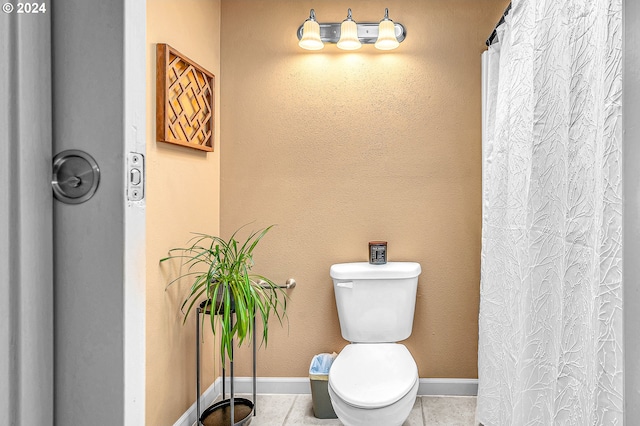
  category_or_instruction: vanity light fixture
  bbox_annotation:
[374,8,400,50]
[337,9,362,50]
[298,9,324,50]
[297,8,406,51]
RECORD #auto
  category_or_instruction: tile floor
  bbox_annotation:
[233,394,477,426]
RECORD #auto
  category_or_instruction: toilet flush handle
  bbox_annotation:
[337,281,353,289]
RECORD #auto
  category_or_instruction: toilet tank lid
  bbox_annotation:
[330,262,421,280]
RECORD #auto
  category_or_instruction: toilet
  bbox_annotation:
[328,262,422,426]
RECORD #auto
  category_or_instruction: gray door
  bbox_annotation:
[1,1,145,424]
[52,1,126,423]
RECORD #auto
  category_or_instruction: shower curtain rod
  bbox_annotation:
[486,2,512,46]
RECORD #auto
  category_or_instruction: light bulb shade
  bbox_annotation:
[337,20,361,50]
[375,19,399,50]
[299,19,324,50]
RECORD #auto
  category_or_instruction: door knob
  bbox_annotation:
[52,150,100,204]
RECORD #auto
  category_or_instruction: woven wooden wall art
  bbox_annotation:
[156,43,215,152]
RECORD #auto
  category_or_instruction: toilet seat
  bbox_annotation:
[328,343,418,409]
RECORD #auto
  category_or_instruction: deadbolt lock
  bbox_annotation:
[52,150,100,204]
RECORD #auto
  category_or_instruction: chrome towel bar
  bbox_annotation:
[257,278,297,289]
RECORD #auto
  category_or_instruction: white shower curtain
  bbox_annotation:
[477,0,623,425]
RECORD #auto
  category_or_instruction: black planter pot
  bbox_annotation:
[200,398,254,426]
[199,289,235,315]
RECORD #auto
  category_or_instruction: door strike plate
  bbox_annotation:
[127,152,145,201]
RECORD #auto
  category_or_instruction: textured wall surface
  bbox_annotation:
[146,1,221,424]
[220,0,510,379]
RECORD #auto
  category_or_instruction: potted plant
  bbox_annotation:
[161,224,288,425]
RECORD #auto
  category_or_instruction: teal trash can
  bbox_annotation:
[309,353,338,419]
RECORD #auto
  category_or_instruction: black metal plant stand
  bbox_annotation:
[196,300,257,426]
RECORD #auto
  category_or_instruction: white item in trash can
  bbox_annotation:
[309,352,337,377]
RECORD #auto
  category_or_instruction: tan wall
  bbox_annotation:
[146,1,221,424]
[220,0,509,379]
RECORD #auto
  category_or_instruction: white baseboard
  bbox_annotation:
[221,376,312,395]
[173,376,478,426]
[172,377,221,426]
[220,377,478,396]
[417,378,478,396]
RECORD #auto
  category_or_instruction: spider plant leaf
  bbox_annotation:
[163,271,203,290]
[181,287,208,324]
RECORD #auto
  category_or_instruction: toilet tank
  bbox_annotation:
[330,262,421,343]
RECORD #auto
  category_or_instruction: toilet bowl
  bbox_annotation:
[328,343,419,426]
[329,262,422,426]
